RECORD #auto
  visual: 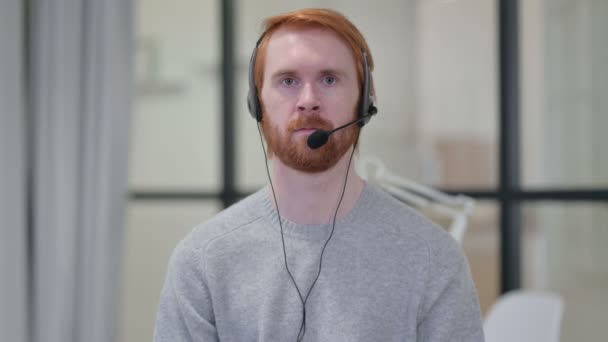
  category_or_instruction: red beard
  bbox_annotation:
[262,114,359,173]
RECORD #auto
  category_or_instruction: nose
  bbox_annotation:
[296,83,321,113]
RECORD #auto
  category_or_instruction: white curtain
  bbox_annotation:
[29,0,133,342]
[0,0,28,341]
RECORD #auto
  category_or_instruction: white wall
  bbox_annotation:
[416,0,497,141]
[414,0,498,187]
[129,0,221,191]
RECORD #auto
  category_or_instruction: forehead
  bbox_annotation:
[263,27,357,76]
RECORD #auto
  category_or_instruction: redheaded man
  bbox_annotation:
[155,8,484,342]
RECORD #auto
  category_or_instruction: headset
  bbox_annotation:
[247,33,378,125]
[248,30,377,342]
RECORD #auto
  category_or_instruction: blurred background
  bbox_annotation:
[1,0,607,341]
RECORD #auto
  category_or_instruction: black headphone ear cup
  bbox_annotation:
[247,92,254,119]
[358,52,376,126]
[368,95,377,115]
[358,96,370,126]
[247,91,262,122]
[247,35,265,122]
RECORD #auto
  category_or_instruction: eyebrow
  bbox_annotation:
[269,68,349,81]
[270,69,297,81]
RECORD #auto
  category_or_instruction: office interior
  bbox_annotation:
[1,0,607,341]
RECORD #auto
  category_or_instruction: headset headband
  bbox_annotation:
[246,32,377,125]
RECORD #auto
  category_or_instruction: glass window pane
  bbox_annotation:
[129,0,220,191]
[391,0,498,190]
[423,200,499,314]
[463,201,500,315]
[119,200,222,342]
[522,202,608,341]
[521,0,608,188]
[236,0,498,191]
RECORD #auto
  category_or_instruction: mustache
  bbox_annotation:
[287,115,333,132]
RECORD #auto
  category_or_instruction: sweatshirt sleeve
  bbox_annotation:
[416,236,485,342]
[154,238,219,342]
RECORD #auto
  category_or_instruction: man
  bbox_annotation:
[154,8,484,342]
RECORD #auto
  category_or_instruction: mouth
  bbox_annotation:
[293,128,318,135]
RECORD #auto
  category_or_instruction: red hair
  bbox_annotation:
[254,8,375,98]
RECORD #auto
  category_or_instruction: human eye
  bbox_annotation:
[281,77,297,86]
[322,75,337,86]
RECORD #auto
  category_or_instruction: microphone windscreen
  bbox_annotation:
[307,130,329,149]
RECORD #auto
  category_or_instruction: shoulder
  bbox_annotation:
[363,183,465,267]
[169,188,270,270]
[364,184,458,248]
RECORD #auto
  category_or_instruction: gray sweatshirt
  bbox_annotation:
[154,182,484,341]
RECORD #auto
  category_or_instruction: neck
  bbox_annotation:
[268,146,365,224]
